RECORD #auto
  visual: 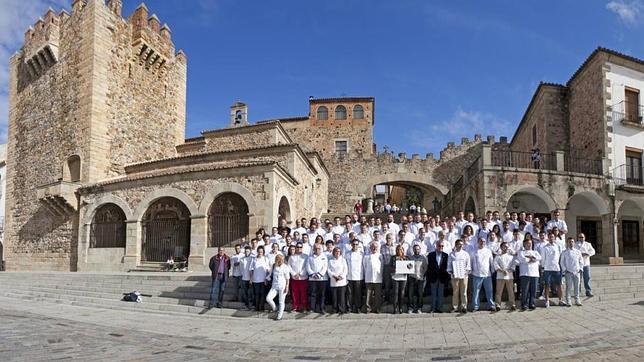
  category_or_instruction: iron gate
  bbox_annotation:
[90,203,126,248]
[142,219,190,262]
[208,193,249,247]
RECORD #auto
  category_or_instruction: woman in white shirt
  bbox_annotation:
[249,246,271,312]
[327,247,349,314]
[266,254,290,320]
[390,245,408,314]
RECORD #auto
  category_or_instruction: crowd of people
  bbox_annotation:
[208,210,596,320]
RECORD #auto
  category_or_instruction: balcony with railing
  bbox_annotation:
[612,101,644,128]
[612,164,644,188]
[491,150,557,170]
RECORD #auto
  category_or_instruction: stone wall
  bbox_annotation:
[511,84,570,155]
[177,122,291,155]
[568,54,607,161]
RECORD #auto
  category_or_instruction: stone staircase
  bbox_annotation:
[0,265,642,318]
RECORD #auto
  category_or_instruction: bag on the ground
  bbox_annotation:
[122,291,142,303]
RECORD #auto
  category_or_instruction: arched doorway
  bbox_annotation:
[464,197,476,215]
[141,197,191,262]
[90,203,126,248]
[278,196,291,225]
[506,187,556,221]
[566,192,609,254]
[618,199,644,257]
[208,192,249,247]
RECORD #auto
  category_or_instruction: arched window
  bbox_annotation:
[317,106,328,120]
[353,105,364,119]
[66,155,81,182]
[335,105,347,120]
[208,193,249,247]
[90,203,127,248]
[142,197,191,262]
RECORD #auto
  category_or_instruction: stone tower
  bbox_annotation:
[4,0,187,271]
[230,101,249,127]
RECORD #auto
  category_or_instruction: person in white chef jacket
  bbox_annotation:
[345,240,365,313]
[518,238,541,310]
[363,242,384,313]
[561,237,584,306]
[447,239,471,313]
[327,247,349,314]
[265,254,290,320]
[575,233,596,297]
[307,243,328,314]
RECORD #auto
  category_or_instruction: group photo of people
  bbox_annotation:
[208,209,596,320]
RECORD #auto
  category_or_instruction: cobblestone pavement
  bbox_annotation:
[1,296,644,361]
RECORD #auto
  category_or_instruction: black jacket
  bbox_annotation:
[427,251,449,283]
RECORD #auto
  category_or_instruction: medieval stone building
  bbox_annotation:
[3,1,643,272]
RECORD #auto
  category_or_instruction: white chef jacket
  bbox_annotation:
[362,253,383,283]
[269,264,291,290]
[230,252,244,277]
[546,219,568,239]
[493,253,515,280]
[518,249,541,277]
[388,222,400,236]
[288,253,308,279]
[407,239,428,257]
[240,255,253,281]
[469,247,494,278]
[574,241,596,267]
[327,257,349,287]
[540,243,561,272]
[307,253,328,281]
[560,248,583,274]
[345,250,364,281]
[447,249,471,279]
[250,256,271,283]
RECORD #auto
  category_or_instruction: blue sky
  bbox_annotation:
[2,1,644,155]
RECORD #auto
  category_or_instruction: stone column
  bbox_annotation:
[604,214,623,264]
[482,144,492,167]
[123,219,140,269]
[555,151,565,172]
[189,214,208,272]
[366,198,374,213]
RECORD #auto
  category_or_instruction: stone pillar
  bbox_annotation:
[602,158,610,176]
[366,198,374,213]
[123,219,140,269]
[482,144,492,167]
[189,214,208,272]
[604,214,623,264]
[555,151,565,172]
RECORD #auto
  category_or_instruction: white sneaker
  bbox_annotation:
[276,312,283,320]
[575,300,582,306]
[407,310,413,314]
[544,301,549,308]
[538,295,545,300]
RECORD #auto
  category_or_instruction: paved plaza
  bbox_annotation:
[1,295,643,361]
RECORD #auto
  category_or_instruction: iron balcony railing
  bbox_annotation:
[612,164,644,186]
[565,156,603,175]
[491,150,556,170]
[612,101,644,124]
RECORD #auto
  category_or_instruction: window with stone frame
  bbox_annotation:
[353,105,364,119]
[335,105,347,120]
[335,140,348,154]
[316,106,328,120]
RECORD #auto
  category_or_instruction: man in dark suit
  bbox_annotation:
[208,247,230,309]
[427,241,450,313]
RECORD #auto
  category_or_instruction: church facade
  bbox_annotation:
[3,1,644,272]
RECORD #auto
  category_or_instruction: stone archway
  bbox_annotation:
[141,197,191,263]
[617,199,644,257]
[363,174,447,214]
[464,197,476,214]
[278,196,291,225]
[207,192,249,248]
[566,191,610,254]
[506,186,557,217]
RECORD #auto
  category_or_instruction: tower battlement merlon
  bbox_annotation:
[22,7,61,63]
[128,3,175,62]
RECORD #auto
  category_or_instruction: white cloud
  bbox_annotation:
[606,0,643,26]
[0,0,66,144]
[407,107,514,154]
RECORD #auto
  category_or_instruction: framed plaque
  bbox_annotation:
[395,260,415,274]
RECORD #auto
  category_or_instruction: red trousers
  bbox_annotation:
[291,279,309,311]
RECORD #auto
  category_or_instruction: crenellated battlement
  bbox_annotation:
[22,8,61,79]
[129,3,178,73]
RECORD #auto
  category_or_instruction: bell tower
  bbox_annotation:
[230,101,248,127]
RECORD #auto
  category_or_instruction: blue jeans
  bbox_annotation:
[209,274,226,306]
[430,281,445,312]
[241,279,253,308]
[520,276,538,309]
[472,276,494,310]
[582,266,592,295]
